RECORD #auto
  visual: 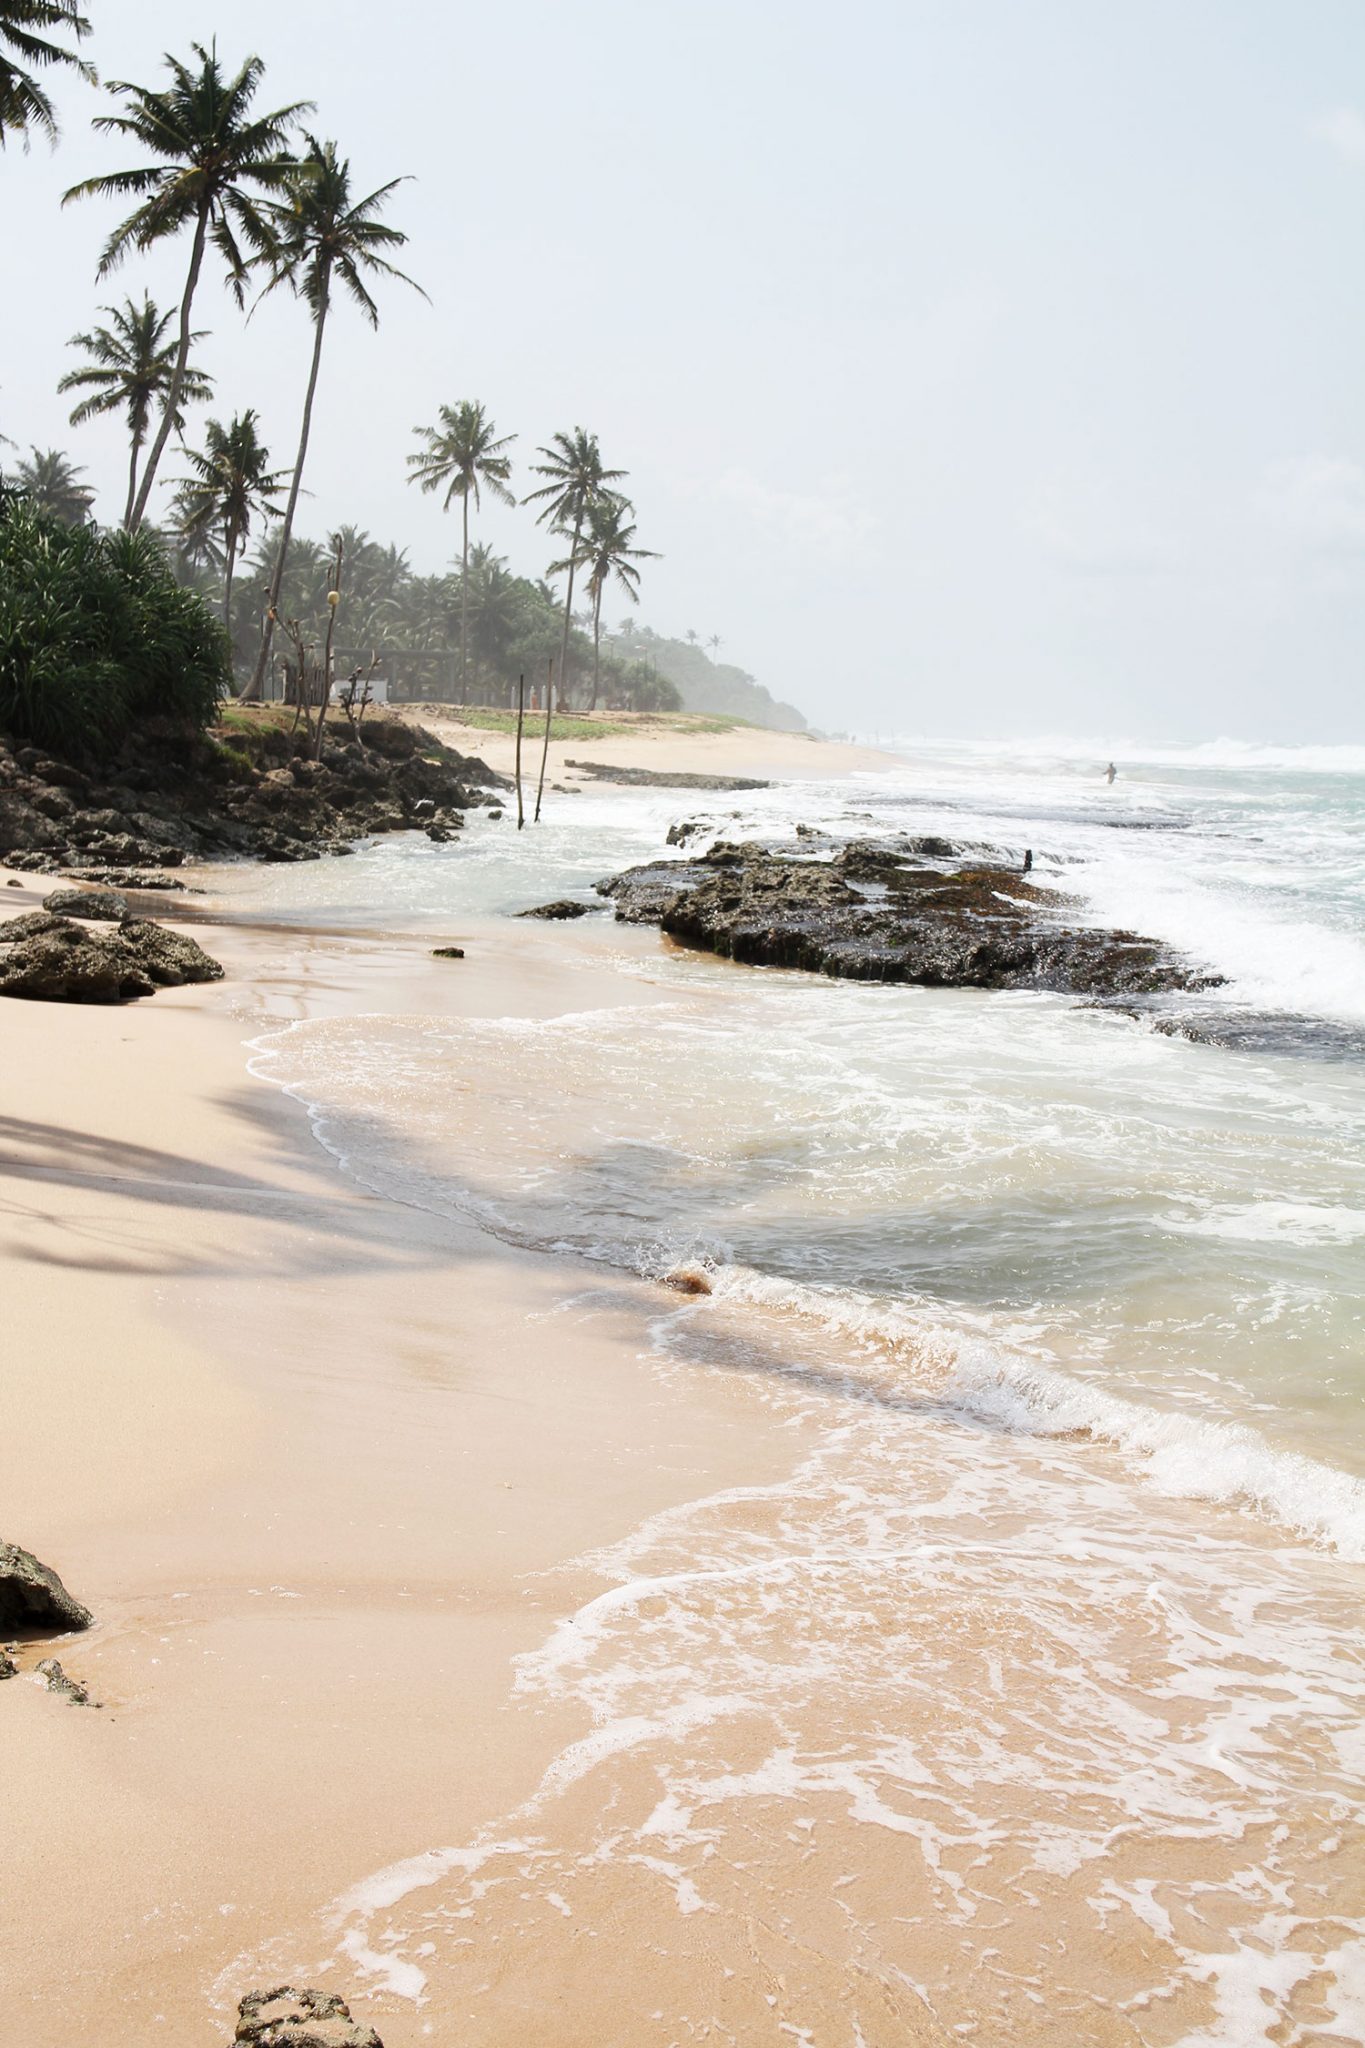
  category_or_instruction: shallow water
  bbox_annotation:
[236,737,1365,2042]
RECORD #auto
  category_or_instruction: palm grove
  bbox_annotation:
[0,8,682,750]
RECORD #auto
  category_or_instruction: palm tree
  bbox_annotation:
[552,497,658,711]
[523,428,626,710]
[172,410,287,630]
[64,43,309,530]
[59,295,214,526]
[243,132,420,701]
[707,633,723,663]
[16,445,94,522]
[0,1,93,149]
[407,402,515,703]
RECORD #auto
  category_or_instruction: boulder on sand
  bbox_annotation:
[0,1542,92,1634]
[0,910,223,1003]
[517,899,594,919]
[234,1986,384,2046]
[41,885,128,921]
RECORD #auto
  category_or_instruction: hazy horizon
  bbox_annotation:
[2,0,1361,743]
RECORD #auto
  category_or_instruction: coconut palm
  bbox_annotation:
[407,401,515,702]
[64,44,309,529]
[552,497,658,711]
[524,427,627,709]
[707,632,723,663]
[172,410,287,632]
[0,1,93,149]
[59,296,214,526]
[243,133,420,700]
[15,445,94,522]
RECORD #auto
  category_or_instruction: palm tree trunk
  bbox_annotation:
[122,428,142,531]
[130,201,209,530]
[223,514,240,628]
[590,584,602,712]
[244,278,331,702]
[459,491,469,708]
[555,514,581,714]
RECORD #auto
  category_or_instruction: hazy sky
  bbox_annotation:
[2,1,1361,740]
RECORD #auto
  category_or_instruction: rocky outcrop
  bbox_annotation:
[599,839,1220,998]
[42,885,128,920]
[517,899,595,919]
[0,716,508,876]
[234,1986,384,2046]
[0,1543,92,1634]
[566,758,770,791]
[0,911,224,1002]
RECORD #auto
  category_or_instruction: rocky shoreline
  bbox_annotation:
[599,835,1221,998]
[0,713,507,877]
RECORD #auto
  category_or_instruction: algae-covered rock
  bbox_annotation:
[234,1985,384,2046]
[0,910,224,1003]
[0,1542,92,1633]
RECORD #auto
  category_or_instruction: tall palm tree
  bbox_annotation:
[59,295,214,526]
[64,44,309,529]
[524,428,626,710]
[707,633,723,663]
[172,410,287,630]
[0,1,92,149]
[16,445,94,522]
[243,132,420,701]
[552,497,658,711]
[407,401,515,703]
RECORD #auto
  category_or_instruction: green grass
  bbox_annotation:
[406,705,757,743]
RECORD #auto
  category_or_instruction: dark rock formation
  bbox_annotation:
[42,885,128,920]
[37,1657,96,1706]
[0,716,508,876]
[234,1985,384,2046]
[598,839,1220,998]
[0,1542,92,1634]
[0,911,224,1003]
[431,944,465,959]
[517,899,595,919]
[0,1648,17,1680]
[566,758,770,791]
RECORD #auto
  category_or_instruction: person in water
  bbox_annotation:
[1023,848,1033,873]
[1105,761,1117,784]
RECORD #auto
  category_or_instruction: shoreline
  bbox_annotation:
[0,886,809,2046]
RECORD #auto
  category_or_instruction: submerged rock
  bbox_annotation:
[517,899,594,919]
[599,839,1219,998]
[0,910,224,1003]
[234,1985,384,2046]
[0,1542,92,1634]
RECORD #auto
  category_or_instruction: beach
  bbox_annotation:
[2,724,1363,2046]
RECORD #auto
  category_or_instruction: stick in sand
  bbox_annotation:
[534,655,554,823]
[514,672,526,829]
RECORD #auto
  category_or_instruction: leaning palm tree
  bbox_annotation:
[0,1,93,149]
[523,427,627,710]
[172,410,287,631]
[552,497,658,711]
[59,295,214,526]
[706,632,723,663]
[16,445,94,522]
[63,44,309,529]
[243,132,420,701]
[407,401,515,703]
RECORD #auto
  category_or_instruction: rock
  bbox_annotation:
[663,1266,713,1295]
[42,885,128,921]
[0,1648,16,1680]
[0,911,225,1003]
[0,1542,92,1633]
[431,944,465,959]
[598,839,1220,998]
[487,806,505,820]
[667,818,712,846]
[37,1657,96,1706]
[565,758,770,791]
[517,899,594,919]
[234,1985,384,2046]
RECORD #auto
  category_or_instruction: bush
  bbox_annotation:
[0,499,230,757]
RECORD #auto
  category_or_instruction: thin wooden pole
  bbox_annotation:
[514,672,525,830]
[533,655,554,823]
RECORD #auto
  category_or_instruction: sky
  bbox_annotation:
[1,0,1361,741]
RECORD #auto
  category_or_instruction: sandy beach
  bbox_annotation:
[0,872,809,2045]
[411,708,897,787]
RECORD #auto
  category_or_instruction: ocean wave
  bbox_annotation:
[704,1264,1365,1562]
[868,734,1365,775]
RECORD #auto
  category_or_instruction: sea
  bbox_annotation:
[233,737,1365,2046]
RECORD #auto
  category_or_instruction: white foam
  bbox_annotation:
[1168,1201,1365,1246]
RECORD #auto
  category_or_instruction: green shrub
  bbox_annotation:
[0,499,230,757]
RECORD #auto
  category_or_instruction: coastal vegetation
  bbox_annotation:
[1,16,802,773]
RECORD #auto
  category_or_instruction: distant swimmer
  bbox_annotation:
[1022,848,1033,874]
[1105,761,1117,784]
